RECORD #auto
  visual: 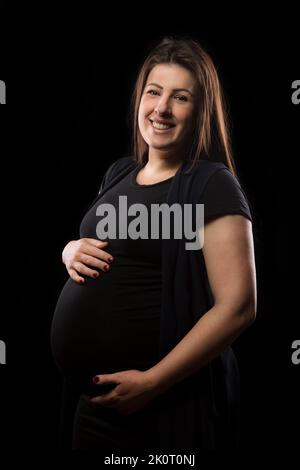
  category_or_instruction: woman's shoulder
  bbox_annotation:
[200,165,253,223]
[107,156,136,173]
[104,156,136,180]
[185,158,228,189]
[187,158,227,176]
[191,159,240,188]
[97,156,136,195]
[198,158,227,172]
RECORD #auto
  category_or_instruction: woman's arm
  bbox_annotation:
[145,214,257,394]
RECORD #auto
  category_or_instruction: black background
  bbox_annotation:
[0,3,299,453]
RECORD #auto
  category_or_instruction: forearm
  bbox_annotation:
[146,303,254,395]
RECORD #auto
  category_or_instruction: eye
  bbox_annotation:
[174,94,188,102]
[147,89,160,96]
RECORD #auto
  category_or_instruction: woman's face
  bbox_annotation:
[138,63,197,156]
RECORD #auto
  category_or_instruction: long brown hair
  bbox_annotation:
[131,37,236,175]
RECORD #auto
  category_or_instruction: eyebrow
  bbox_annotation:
[146,82,194,96]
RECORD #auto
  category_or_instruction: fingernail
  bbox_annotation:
[93,376,100,383]
[103,265,109,271]
[93,272,99,278]
[108,257,114,263]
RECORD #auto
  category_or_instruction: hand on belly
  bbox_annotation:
[88,369,159,415]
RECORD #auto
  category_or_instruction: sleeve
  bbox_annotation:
[97,156,135,195]
[201,168,253,223]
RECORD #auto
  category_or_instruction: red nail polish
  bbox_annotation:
[93,376,99,383]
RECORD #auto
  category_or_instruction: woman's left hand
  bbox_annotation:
[89,369,159,415]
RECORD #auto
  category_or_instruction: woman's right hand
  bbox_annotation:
[62,238,114,284]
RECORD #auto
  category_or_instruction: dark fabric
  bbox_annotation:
[51,168,172,382]
[87,156,251,450]
[202,167,252,223]
[72,392,162,452]
[57,155,252,450]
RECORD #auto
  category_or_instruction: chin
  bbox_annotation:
[149,137,177,148]
[150,144,176,151]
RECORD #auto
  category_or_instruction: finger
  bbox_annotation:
[72,261,102,279]
[86,238,109,248]
[81,245,114,265]
[93,374,119,384]
[78,254,111,273]
[90,395,119,406]
[68,268,85,284]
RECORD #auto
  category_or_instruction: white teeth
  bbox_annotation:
[152,121,172,130]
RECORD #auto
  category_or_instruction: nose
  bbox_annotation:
[154,95,172,117]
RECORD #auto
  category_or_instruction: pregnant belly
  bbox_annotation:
[51,274,161,382]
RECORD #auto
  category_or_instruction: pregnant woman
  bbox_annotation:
[51,37,257,452]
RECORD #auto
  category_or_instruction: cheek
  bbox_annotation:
[139,98,152,117]
[179,108,195,131]
[138,105,150,141]
[138,107,145,133]
[138,100,152,129]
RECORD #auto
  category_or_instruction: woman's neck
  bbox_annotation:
[145,150,184,175]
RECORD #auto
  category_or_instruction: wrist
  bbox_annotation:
[143,367,171,395]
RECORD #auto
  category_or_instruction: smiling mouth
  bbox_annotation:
[149,119,175,130]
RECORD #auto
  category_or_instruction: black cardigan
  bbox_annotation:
[86,155,244,450]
